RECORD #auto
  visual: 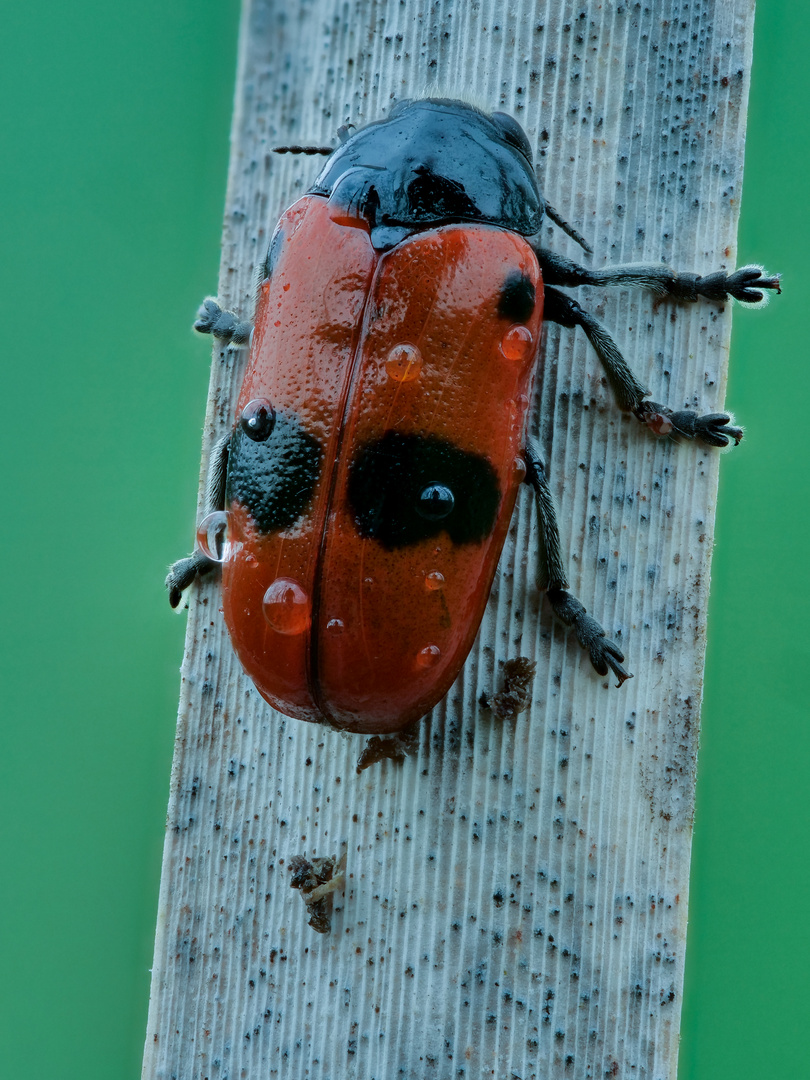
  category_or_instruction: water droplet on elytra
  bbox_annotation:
[240,398,275,441]
[417,483,454,520]
[326,618,345,635]
[416,644,441,669]
[424,571,445,591]
[262,578,310,635]
[385,342,423,382]
[197,511,230,563]
[500,324,534,360]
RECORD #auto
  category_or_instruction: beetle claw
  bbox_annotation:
[547,590,632,688]
[588,629,633,687]
[725,265,781,302]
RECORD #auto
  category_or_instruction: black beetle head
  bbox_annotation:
[310,99,544,248]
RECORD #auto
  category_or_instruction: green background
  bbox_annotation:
[0,4,805,1077]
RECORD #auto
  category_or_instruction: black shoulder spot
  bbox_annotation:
[261,225,286,281]
[226,411,322,533]
[498,271,536,322]
[347,432,501,549]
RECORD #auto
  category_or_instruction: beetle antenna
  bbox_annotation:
[273,145,335,156]
[544,201,594,255]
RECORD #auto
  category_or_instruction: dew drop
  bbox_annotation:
[417,483,454,520]
[416,644,442,669]
[326,618,345,635]
[500,324,534,360]
[262,578,310,635]
[240,398,275,441]
[513,456,527,482]
[385,343,423,382]
[424,571,445,591]
[196,511,230,563]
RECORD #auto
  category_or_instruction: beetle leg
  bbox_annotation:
[536,248,780,304]
[166,550,216,609]
[543,286,649,412]
[166,433,232,608]
[194,297,253,347]
[543,286,744,447]
[545,589,632,688]
[523,441,632,687]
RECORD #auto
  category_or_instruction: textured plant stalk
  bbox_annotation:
[143,1,756,1076]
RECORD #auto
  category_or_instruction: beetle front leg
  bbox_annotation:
[523,442,632,687]
[166,432,231,608]
[536,248,780,304]
[194,297,253,347]
[543,286,744,448]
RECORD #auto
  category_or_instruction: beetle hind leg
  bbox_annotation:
[523,441,632,687]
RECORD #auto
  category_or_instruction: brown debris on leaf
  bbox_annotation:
[483,656,537,721]
[288,852,347,934]
[355,724,420,774]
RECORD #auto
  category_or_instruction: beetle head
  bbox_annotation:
[310,99,544,249]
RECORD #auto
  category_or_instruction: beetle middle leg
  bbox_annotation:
[523,441,631,687]
[166,432,231,607]
[543,286,745,447]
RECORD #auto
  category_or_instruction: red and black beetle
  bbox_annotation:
[168,98,779,735]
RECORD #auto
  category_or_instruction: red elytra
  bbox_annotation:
[221,195,544,734]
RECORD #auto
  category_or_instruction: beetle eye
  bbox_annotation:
[491,111,533,162]
[240,398,276,441]
[417,483,455,520]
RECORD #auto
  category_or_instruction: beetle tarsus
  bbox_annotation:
[547,588,632,687]
[165,550,216,608]
[194,297,252,347]
[635,401,743,447]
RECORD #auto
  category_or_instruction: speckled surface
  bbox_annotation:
[143,2,755,1077]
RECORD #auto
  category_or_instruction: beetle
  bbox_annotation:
[167,98,779,736]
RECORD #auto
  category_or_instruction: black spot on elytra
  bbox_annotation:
[226,411,322,533]
[261,226,286,281]
[347,432,501,549]
[498,271,536,322]
[407,167,480,221]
